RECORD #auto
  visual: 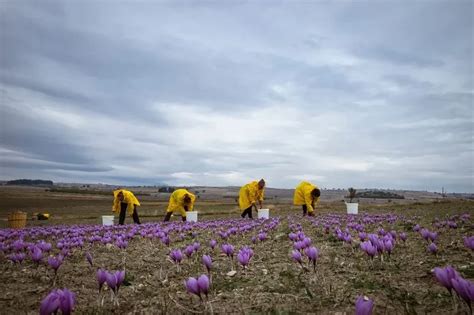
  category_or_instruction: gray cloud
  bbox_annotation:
[0,1,472,192]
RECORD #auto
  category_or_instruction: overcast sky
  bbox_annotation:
[0,1,472,192]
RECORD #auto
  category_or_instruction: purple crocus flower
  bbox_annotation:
[451,276,474,310]
[161,236,171,246]
[96,269,107,292]
[237,249,251,269]
[360,241,377,259]
[293,241,305,251]
[47,256,63,273]
[193,242,201,251]
[384,240,394,256]
[184,245,194,258]
[170,249,183,264]
[115,270,125,293]
[355,295,374,315]
[258,232,267,242]
[31,247,43,264]
[434,266,459,293]
[106,272,117,292]
[291,250,303,265]
[197,274,210,298]
[463,236,474,251]
[429,232,438,243]
[185,277,201,298]
[40,289,75,315]
[40,290,60,315]
[58,289,75,315]
[304,246,319,271]
[85,252,93,266]
[413,224,420,232]
[202,255,212,273]
[428,242,437,254]
[209,239,217,249]
[289,232,297,241]
[400,232,407,242]
[359,232,367,241]
[221,244,234,259]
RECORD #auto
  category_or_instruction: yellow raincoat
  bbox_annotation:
[238,181,265,211]
[167,189,196,217]
[112,189,141,215]
[293,181,320,214]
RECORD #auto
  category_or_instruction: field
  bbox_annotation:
[0,186,473,314]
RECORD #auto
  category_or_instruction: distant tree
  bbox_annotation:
[348,187,357,203]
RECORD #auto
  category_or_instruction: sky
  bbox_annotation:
[0,1,473,192]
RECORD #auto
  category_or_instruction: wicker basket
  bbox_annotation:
[8,211,27,229]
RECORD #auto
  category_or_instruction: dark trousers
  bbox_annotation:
[302,205,307,216]
[164,206,188,222]
[241,206,253,219]
[119,202,140,225]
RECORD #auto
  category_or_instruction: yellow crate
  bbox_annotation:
[8,211,27,229]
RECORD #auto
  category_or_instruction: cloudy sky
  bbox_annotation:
[1,1,472,192]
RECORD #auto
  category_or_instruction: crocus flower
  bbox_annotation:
[185,277,201,298]
[85,252,93,266]
[40,290,60,315]
[115,270,125,293]
[184,245,194,258]
[40,289,75,315]
[221,244,234,258]
[106,272,117,292]
[197,274,210,298]
[258,232,267,242]
[170,249,183,264]
[47,256,63,274]
[291,250,303,265]
[193,242,201,251]
[355,295,374,315]
[304,246,319,271]
[400,232,407,242]
[96,269,107,292]
[289,232,297,241]
[237,249,251,269]
[384,239,394,256]
[31,247,43,264]
[202,255,212,273]
[464,236,474,251]
[428,243,437,254]
[433,266,459,293]
[451,276,474,310]
[413,224,420,232]
[209,239,217,249]
[59,289,76,315]
[360,241,377,259]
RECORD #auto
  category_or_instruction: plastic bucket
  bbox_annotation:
[102,215,115,226]
[258,209,270,219]
[186,211,198,222]
[345,203,359,215]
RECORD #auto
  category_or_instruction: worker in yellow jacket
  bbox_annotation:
[112,189,141,225]
[293,181,321,216]
[239,179,265,219]
[164,189,196,222]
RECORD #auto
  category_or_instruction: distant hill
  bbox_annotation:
[6,179,54,186]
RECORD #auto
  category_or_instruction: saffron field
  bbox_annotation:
[0,200,473,314]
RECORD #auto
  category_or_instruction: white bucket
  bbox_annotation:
[345,203,359,214]
[186,211,198,222]
[258,209,270,219]
[102,215,115,226]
